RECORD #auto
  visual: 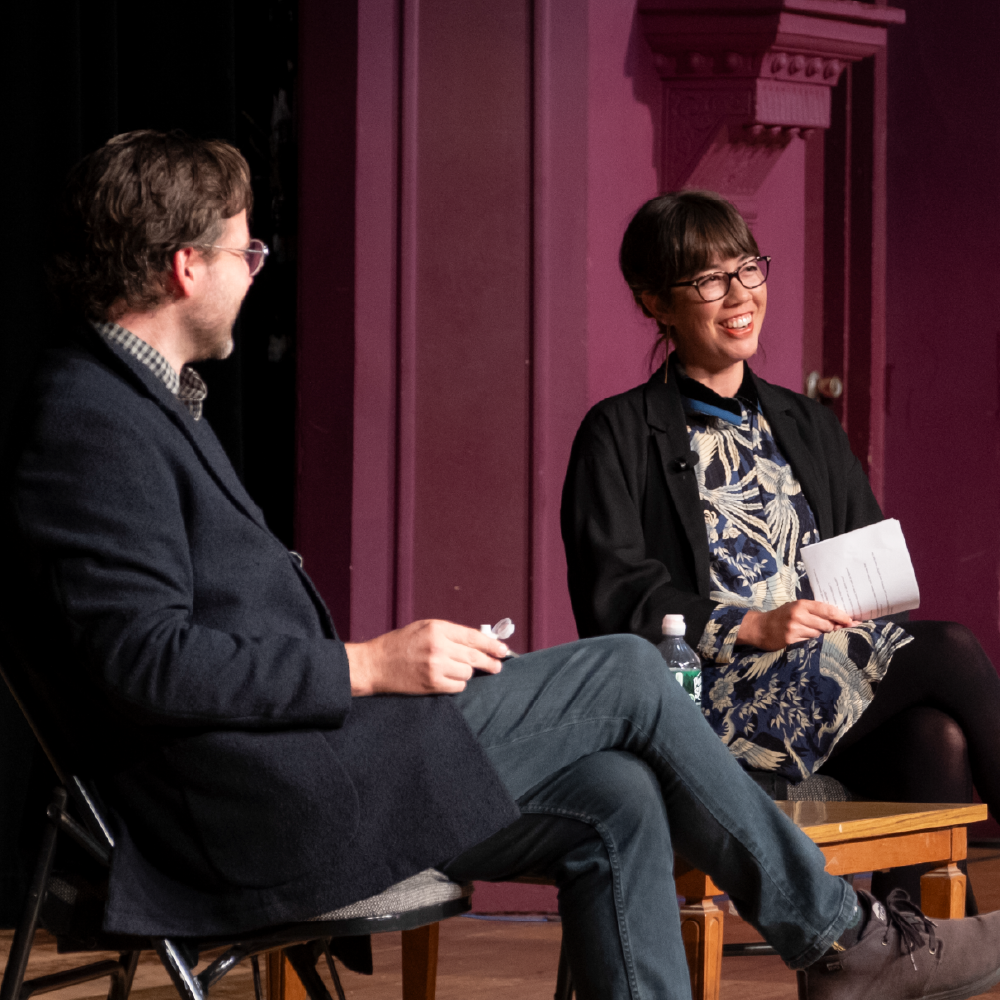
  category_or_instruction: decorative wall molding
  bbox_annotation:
[639,0,904,195]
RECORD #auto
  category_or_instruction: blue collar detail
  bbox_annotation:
[681,397,745,426]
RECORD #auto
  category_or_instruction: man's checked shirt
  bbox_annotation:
[91,321,207,421]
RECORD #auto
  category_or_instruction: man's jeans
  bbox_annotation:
[444,635,856,1000]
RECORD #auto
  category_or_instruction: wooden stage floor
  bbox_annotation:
[3,846,999,1000]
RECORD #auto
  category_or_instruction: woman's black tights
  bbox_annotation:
[818,620,1000,914]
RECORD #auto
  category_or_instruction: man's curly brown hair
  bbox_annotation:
[50,130,253,320]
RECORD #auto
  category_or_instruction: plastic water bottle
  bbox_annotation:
[656,614,702,702]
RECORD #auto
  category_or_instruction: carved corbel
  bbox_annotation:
[639,1,904,202]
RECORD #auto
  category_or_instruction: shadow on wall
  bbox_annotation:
[625,3,668,381]
[625,7,662,180]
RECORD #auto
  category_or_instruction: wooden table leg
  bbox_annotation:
[921,863,966,919]
[266,950,308,1000]
[674,870,724,1000]
[402,922,440,1000]
[680,897,724,1000]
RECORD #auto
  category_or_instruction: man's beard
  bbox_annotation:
[191,324,235,360]
[187,286,242,361]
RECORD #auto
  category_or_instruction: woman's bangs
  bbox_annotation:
[673,211,757,280]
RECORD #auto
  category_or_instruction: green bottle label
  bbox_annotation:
[671,668,702,702]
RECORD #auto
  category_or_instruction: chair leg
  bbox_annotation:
[154,940,205,1000]
[554,938,574,1000]
[251,956,264,1000]
[0,788,65,1000]
[320,945,348,1000]
[284,944,339,1000]
[107,952,140,1000]
[267,950,308,1000]
[401,923,439,1000]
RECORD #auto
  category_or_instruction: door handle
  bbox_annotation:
[805,371,843,400]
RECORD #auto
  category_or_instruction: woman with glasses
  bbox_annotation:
[561,190,1000,910]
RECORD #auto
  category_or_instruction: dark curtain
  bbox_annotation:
[1,0,299,926]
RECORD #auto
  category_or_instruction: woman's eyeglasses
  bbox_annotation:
[200,238,270,276]
[670,256,770,303]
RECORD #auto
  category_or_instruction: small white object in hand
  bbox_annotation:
[492,618,515,640]
[479,619,518,656]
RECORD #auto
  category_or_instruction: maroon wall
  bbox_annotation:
[529,0,590,651]
[883,0,1000,835]
[349,0,594,652]
[351,0,400,643]
[884,2,1000,671]
[295,1,357,631]
[296,0,1000,909]
[405,0,533,635]
[315,0,870,653]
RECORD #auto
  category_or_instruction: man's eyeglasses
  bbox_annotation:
[200,238,270,277]
[669,256,770,303]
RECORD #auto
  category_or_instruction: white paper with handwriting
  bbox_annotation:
[800,519,920,620]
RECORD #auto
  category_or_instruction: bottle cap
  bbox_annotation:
[661,614,686,636]
[492,618,515,641]
[481,620,516,641]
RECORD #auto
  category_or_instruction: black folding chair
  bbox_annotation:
[0,640,470,1000]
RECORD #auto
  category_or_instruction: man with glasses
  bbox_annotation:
[4,130,1000,1000]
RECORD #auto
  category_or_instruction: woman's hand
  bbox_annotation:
[737,601,859,651]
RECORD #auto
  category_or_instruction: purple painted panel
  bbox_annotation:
[471,880,559,914]
[750,137,806,393]
[406,0,532,636]
[295,0,357,631]
[531,0,591,650]
[883,0,1000,832]
[585,5,662,408]
[585,12,808,407]
[351,0,399,642]
[884,0,1000,659]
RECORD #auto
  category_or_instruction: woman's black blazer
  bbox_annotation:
[560,361,885,649]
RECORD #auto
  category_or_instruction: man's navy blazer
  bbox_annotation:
[1,324,518,937]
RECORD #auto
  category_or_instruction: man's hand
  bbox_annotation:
[737,601,858,651]
[345,619,509,696]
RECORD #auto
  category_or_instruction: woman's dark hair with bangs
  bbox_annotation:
[619,190,758,321]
